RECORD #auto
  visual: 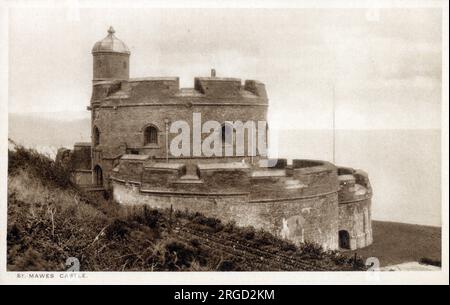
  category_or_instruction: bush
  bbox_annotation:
[192,215,224,232]
[298,242,324,259]
[419,257,441,267]
[130,205,162,229]
[105,219,131,240]
[241,227,256,240]
[164,240,196,270]
[253,231,273,246]
[217,260,235,271]
[9,146,72,188]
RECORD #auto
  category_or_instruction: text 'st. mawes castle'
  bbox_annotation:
[60,27,373,250]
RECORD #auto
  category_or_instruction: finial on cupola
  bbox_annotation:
[108,26,115,35]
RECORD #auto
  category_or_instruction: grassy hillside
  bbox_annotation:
[7,146,365,271]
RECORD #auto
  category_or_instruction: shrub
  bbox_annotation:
[143,206,161,228]
[164,240,196,270]
[223,221,236,233]
[280,242,297,252]
[241,227,256,240]
[253,230,281,247]
[8,146,72,188]
[419,257,441,267]
[105,219,131,240]
[130,205,162,229]
[192,215,224,232]
[217,260,235,271]
[298,242,324,259]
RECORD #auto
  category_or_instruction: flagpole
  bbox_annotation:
[332,45,337,165]
[333,82,336,164]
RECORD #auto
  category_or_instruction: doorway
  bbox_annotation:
[339,230,351,250]
[94,165,103,186]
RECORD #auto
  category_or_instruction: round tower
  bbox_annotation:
[91,26,130,81]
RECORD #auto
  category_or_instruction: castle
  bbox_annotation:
[61,27,373,250]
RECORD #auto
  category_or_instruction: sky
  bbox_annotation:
[8,6,442,129]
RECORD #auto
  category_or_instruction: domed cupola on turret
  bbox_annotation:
[92,26,130,81]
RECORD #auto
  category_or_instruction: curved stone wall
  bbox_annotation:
[90,78,268,160]
[337,167,373,250]
[110,158,359,250]
[338,199,373,250]
[112,179,340,250]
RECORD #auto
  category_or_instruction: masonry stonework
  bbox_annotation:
[60,27,373,251]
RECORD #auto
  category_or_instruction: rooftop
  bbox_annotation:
[92,26,130,55]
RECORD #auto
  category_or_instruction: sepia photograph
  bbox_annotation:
[0,0,448,288]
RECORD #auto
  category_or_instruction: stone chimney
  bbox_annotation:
[211,68,216,77]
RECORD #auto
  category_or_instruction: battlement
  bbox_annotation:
[337,166,372,203]
[110,158,341,199]
[91,75,267,104]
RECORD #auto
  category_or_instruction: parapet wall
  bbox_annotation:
[111,158,338,199]
[113,181,339,250]
[110,158,349,250]
[91,77,268,104]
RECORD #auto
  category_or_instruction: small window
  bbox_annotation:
[144,125,158,145]
[130,149,139,155]
[221,123,234,145]
[93,126,100,146]
[123,61,127,69]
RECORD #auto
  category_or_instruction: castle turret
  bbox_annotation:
[92,26,130,81]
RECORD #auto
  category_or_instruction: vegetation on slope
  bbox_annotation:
[7,145,366,271]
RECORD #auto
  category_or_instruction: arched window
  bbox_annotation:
[93,126,100,146]
[221,123,234,145]
[144,125,158,145]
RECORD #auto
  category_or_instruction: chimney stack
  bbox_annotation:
[211,68,216,77]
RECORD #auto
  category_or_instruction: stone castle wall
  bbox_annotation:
[106,158,371,250]
[112,179,341,250]
[339,199,373,250]
[93,52,129,81]
[89,77,269,188]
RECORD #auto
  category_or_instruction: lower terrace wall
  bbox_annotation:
[108,158,372,251]
[112,180,340,250]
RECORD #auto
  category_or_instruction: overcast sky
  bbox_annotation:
[8,6,442,129]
